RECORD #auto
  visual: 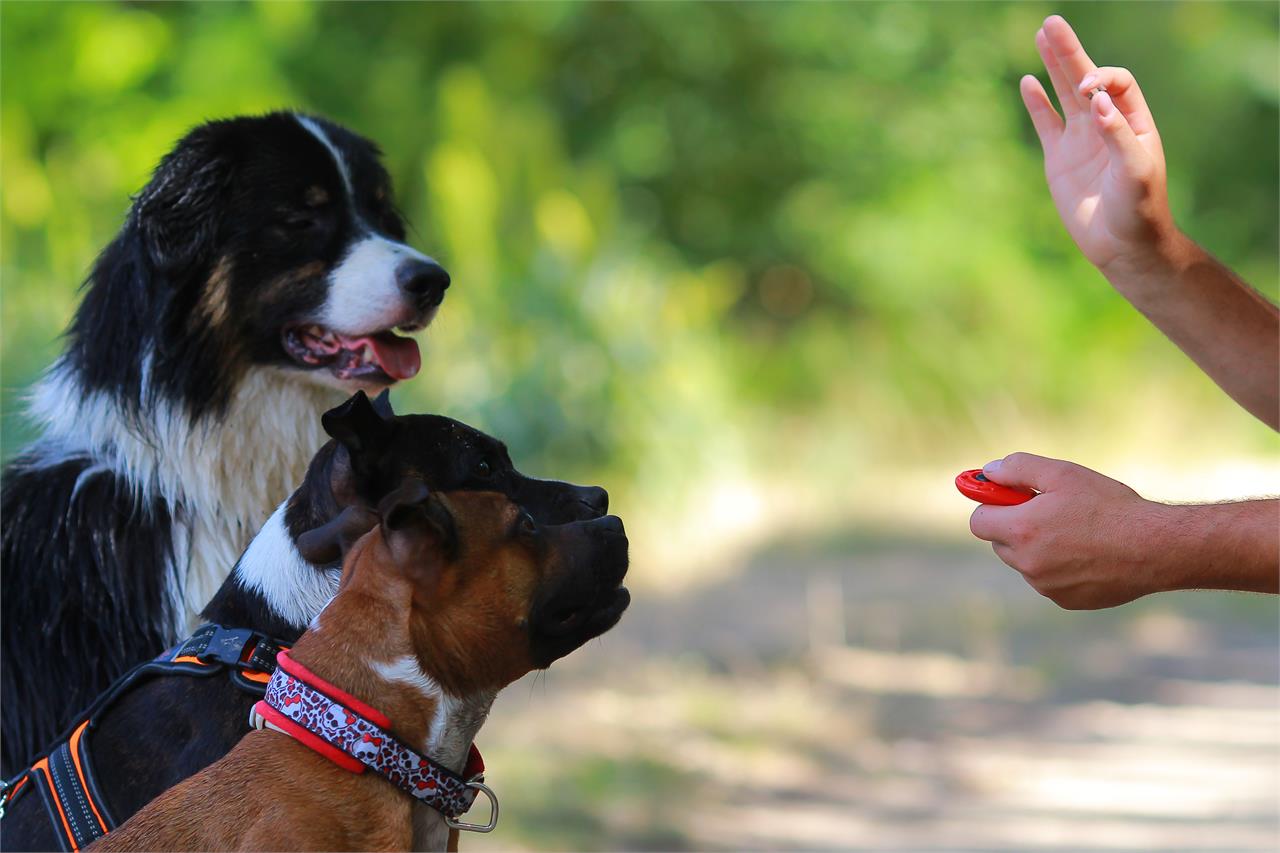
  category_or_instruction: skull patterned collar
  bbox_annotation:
[250,651,496,831]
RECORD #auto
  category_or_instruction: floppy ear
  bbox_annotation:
[133,125,234,273]
[295,506,380,566]
[370,389,395,420]
[377,478,432,531]
[377,479,458,562]
[322,391,394,457]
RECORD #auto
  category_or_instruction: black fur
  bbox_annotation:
[0,394,610,850]
[0,458,176,776]
[1,113,446,776]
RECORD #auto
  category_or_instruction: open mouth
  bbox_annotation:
[282,324,423,383]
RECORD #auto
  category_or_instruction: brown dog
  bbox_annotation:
[89,482,629,852]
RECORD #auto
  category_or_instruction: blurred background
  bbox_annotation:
[2,2,1277,849]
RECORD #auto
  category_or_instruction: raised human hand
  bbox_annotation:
[1020,15,1177,276]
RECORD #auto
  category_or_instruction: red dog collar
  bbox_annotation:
[251,652,495,830]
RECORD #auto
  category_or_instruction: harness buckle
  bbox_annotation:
[444,781,499,833]
[0,778,11,819]
[198,626,259,666]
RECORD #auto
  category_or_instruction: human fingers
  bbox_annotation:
[969,504,1014,545]
[1077,66,1157,135]
[981,451,1072,491]
[1020,74,1064,150]
[991,542,1021,573]
[1043,15,1100,93]
[1035,27,1082,116]
[1091,91,1154,178]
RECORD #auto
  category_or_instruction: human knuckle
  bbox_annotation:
[1008,520,1036,544]
[1098,66,1131,84]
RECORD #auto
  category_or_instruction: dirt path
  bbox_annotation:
[471,533,1279,851]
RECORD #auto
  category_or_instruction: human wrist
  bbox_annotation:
[1138,501,1203,594]
[1097,225,1197,301]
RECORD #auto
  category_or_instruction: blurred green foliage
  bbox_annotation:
[2,2,1277,509]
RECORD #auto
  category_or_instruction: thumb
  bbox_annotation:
[1091,90,1150,178]
[982,452,1071,491]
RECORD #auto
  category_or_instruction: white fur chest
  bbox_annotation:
[369,655,496,852]
[410,807,452,852]
[29,364,342,631]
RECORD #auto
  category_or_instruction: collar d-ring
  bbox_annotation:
[444,781,499,833]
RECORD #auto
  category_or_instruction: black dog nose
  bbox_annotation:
[396,259,451,306]
[576,486,609,516]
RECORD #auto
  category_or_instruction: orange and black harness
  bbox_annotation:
[0,624,287,851]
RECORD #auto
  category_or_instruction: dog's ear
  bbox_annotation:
[134,124,235,274]
[377,478,432,531]
[323,391,394,458]
[377,479,458,565]
[295,506,380,566]
[370,389,395,420]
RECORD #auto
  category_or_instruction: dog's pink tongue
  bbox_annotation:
[356,332,421,380]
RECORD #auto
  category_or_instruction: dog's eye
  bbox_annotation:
[473,459,491,478]
[518,513,537,536]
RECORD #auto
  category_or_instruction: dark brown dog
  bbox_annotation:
[89,484,629,852]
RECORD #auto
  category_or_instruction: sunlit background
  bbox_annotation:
[2,2,1277,849]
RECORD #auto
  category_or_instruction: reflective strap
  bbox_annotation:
[243,637,286,673]
[70,720,115,830]
[30,759,73,852]
[42,726,110,850]
[6,625,284,850]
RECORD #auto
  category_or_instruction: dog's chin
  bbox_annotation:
[293,367,397,395]
[581,586,630,639]
[531,585,630,668]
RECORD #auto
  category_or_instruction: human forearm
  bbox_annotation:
[1101,231,1280,430]
[972,454,1279,609]
[1150,498,1280,596]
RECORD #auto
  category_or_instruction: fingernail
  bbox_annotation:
[1095,91,1114,116]
[1078,75,1097,92]
[982,460,1003,474]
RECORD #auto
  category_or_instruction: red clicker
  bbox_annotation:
[955,469,1036,506]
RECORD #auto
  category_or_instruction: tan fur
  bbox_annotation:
[264,260,328,304]
[195,255,234,330]
[304,185,330,207]
[90,492,560,853]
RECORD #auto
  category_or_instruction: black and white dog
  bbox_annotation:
[1,391,611,851]
[1,112,450,774]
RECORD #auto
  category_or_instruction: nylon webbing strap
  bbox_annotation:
[243,636,284,672]
[30,721,113,851]
[171,624,285,673]
[1,624,287,851]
